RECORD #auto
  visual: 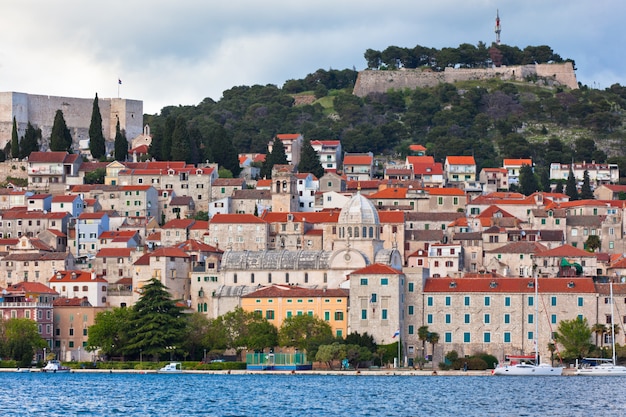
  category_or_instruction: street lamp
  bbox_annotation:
[166,346,176,361]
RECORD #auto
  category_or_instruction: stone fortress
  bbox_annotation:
[353,62,578,97]
[0,92,143,153]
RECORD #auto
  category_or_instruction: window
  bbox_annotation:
[504,332,511,343]
[381,278,388,285]
[324,311,330,321]
[445,314,451,324]
[427,297,433,306]
[370,293,377,303]
[578,297,584,307]
[427,314,432,324]
[484,332,491,343]
[408,305,414,315]
[408,325,414,335]
[551,296,557,306]
[382,309,388,320]
[464,296,470,306]
[445,296,451,306]
[551,314,557,324]
[361,309,367,320]
[408,282,414,292]
[528,314,534,324]
[445,332,452,343]
[504,314,510,324]
[360,278,368,285]
[484,296,490,306]
[265,310,275,320]
[463,332,471,343]
[528,296,534,307]
[528,331,534,341]
[504,297,511,307]
[334,311,344,321]
[484,314,490,324]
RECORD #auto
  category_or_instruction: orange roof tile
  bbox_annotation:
[210,214,267,224]
[446,156,476,165]
[427,188,465,196]
[350,264,402,275]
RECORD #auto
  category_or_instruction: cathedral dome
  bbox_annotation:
[338,192,380,225]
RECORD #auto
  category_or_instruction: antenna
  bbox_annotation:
[495,10,501,45]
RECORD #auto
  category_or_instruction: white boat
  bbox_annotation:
[493,275,563,376]
[158,362,183,373]
[577,282,626,376]
[41,360,71,373]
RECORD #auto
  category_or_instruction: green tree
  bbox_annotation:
[1,318,47,366]
[209,124,241,177]
[591,323,608,348]
[89,93,106,159]
[315,342,346,369]
[554,317,593,360]
[565,167,579,201]
[278,314,333,358]
[344,344,373,370]
[261,137,288,179]
[418,325,429,358]
[181,313,211,361]
[427,331,440,364]
[246,319,278,351]
[585,235,601,252]
[519,164,539,196]
[124,278,187,360]
[113,118,128,162]
[297,137,324,178]
[580,170,594,199]
[10,117,18,159]
[160,116,176,161]
[20,122,41,158]
[84,167,106,184]
[49,110,73,152]
[87,307,133,359]
[170,116,191,162]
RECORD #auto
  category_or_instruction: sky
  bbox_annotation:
[1,1,625,115]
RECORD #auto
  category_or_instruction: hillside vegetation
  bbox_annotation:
[144,44,626,181]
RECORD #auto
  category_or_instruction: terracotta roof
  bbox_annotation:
[409,144,427,151]
[49,270,107,283]
[5,281,58,294]
[536,244,596,258]
[256,179,272,188]
[149,247,190,258]
[52,195,80,203]
[424,277,596,293]
[176,239,222,253]
[96,248,135,258]
[405,212,465,222]
[28,151,72,164]
[478,205,516,219]
[349,264,402,275]
[242,285,348,299]
[344,155,373,165]
[161,219,196,229]
[407,156,435,165]
[412,163,443,175]
[485,241,548,254]
[427,187,465,196]
[368,188,407,199]
[503,159,533,166]
[275,133,302,140]
[446,156,476,165]
[78,212,107,219]
[28,194,51,200]
[378,211,405,223]
[53,297,92,307]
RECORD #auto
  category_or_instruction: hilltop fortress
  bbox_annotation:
[353,62,578,97]
[0,92,143,152]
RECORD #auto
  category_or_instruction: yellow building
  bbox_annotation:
[241,285,349,338]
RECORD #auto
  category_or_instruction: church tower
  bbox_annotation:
[271,164,299,213]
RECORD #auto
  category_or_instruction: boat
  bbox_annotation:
[41,360,71,373]
[577,282,626,376]
[158,362,183,373]
[493,274,563,376]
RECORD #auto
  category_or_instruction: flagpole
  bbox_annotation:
[398,332,401,368]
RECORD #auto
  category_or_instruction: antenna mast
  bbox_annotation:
[495,10,501,45]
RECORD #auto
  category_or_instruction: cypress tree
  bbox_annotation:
[89,93,106,159]
[170,116,191,162]
[114,118,128,162]
[210,123,241,177]
[49,110,72,152]
[580,170,594,199]
[10,117,18,159]
[297,137,324,178]
[160,116,176,161]
[20,122,41,158]
[261,137,288,179]
[565,166,579,201]
[518,164,539,196]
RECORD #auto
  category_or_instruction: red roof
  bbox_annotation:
[52,195,80,203]
[503,159,533,166]
[424,277,596,293]
[536,244,596,258]
[149,247,190,258]
[78,212,107,219]
[161,219,196,229]
[344,155,373,165]
[446,156,476,165]
[368,188,407,199]
[427,187,465,196]
[409,144,427,151]
[28,151,73,164]
[276,133,302,141]
[242,285,348,299]
[378,211,405,223]
[350,264,402,275]
[407,156,435,165]
[49,270,107,283]
[96,248,134,258]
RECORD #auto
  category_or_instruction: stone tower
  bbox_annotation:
[271,164,299,213]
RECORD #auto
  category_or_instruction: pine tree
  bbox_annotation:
[261,137,288,179]
[170,116,191,162]
[124,278,187,360]
[10,117,18,159]
[113,118,128,162]
[49,110,72,152]
[297,137,324,178]
[89,94,106,159]
[565,167,579,201]
[579,170,594,199]
[20,122,41,158]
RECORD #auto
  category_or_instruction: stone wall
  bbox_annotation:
[353,62,578,97]
[0,92,143,153]
[0,160,28,182]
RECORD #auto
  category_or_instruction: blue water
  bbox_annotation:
[1,372,623,416]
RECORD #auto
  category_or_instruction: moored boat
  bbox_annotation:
[158,362,182,373]
[41,360,71,373]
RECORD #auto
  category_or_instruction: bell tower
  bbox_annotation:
[271,164,299,212]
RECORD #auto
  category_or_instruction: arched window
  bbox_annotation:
[354,227,359,238]
[348,227,352,238]
[304,273,309,283]
[363,226,367,238]
[203,303,208,312]
[369,227,374,238]
[286,273,290,283]
[251,273,256,283]
[233,273,238,284]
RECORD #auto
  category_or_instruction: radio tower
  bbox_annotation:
[495,10,501,45]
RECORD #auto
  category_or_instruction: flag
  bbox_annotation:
[392,330,400,339]
[118,79,122,85]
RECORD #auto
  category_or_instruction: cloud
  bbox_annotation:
[1,1,625,114]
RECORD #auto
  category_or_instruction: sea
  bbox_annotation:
[1,372,623,416]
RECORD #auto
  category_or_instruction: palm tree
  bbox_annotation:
[591,323,608,348]
[547,342,556,366]
[427,332,440,366]
[418,326,429,359]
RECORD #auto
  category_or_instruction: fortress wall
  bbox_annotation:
[353,62,578,97]
[0,92,143,153]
